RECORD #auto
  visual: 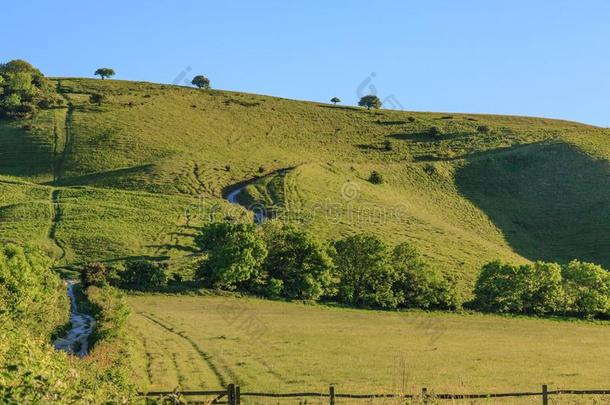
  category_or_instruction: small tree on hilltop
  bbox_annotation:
[330,97,341,105]
[94,68,115,80]
[358,95,381,110]
[191,75,210,89]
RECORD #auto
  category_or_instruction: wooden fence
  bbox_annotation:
[141,384,610,404]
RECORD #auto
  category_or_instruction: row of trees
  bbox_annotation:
[474,260,610,318]
[0,60,63,118]
[194,222,458,309]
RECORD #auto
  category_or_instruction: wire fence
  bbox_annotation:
[140,384,610,404]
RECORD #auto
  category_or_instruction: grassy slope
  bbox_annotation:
[0,77,608,286]
[127,294,610,394]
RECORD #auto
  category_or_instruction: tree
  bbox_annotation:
[80,262,121,287]
[191,75,210,89]
[260,222,335,300]
[121,260,168,289]
[358,94,381,110]
[195,222,267,289]
[333,233,400,308]
[392,242,456,309]
[94,68,115,80]
[474,261,563,315]
[562,260,610,318]
[0,59,56,118]
[330,97,341,105]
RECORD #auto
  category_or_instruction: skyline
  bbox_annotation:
[2,0,609,126]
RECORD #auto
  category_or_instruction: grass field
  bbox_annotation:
[126,294,610,400]
[1,77,608,291]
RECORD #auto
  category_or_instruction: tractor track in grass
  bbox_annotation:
[48,189,66,261]
[138,312,237,388]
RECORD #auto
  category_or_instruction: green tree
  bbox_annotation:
[191,75,211,89]
[260,222,335,300]
[392,242,457,309]
[195,222,267,289]
[94,68,115,80]
[121,260,168,289]
[80,262,122,287]
[333,233,400,308]
[474,261,564,315]
[358,94,381,110]
[330,97,341,105]
[562,260,610,318]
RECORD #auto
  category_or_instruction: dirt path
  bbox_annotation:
[48,189,66,261]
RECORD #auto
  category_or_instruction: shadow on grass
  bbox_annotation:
[455,141,610,267]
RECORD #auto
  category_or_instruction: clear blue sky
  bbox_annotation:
[2,1,608,126]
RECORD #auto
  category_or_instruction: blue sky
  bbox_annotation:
[2,1,608,126]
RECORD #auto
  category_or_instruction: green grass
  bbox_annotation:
[0,77,608,288]
[126,294,610,397]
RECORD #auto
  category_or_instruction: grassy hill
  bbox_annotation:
[1,77,608,291]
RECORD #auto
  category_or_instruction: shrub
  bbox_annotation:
[89,93,105,104]
[260,222,336,300]
[562,260,610,318]
[477,125,490,133]
[368,171,384,184]
[383,139,393,151]
[121,260,168,289]
[474,261,564,315]
[195,222,267,289]
[392,242,457,309]
[407,116,416,123]
[333,234,400,308]
[429,126,442,139]
[80,262,121,287]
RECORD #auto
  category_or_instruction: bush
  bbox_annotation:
[562,260,610,318]
[195,222,267,289]
[477,125,490,133]
[428,126,442,139]
[368,171,384,184]
[0,60,55,118]
[474,260,570,316]
[89,93,105,104]
[333,234,400,308]
[392,242,457,309]
[121,260,168,289]
[260,222,336,300]
[80,262,121,288]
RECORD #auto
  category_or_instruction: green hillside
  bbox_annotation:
[1,77,608,290]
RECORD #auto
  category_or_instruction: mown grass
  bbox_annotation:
[127,294,610,400]
[0,77,608,286]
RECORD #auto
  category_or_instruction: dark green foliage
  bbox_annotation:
[89,92,105,104]
[191,75,210,89]
[330,97,341,105]
[358,94,381,110]
[383,139,393,151]
[333,234,401,308]
[368,170,384,184]
[80,262,121,287]
[429,126,442,139]
[0,59,59,118]
[260,222,335,300]
[195,222,267,289]
[94,68,115,80]
[562,260,610,318]
[474,259,610,318]
[392,242,457,309]
[477,125,490,133]
[121,260,168,289]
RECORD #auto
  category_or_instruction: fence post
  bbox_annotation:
[329,384,335,405]
[227,383,236,405]
[542,384,548,405]
[235,385,241,405]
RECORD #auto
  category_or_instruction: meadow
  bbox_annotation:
[127,294,610,400]
[1,77,608,293]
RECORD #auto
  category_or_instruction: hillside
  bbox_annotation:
[1,77,608,289]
